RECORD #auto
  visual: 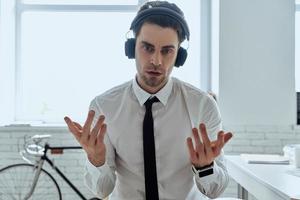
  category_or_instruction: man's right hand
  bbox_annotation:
[64,110,107,167]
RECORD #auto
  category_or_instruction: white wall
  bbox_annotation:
[218,1,299,199]
[219,0,296,126]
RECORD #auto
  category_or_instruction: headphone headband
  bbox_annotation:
[130,7,190,41]
[125,6,189,67]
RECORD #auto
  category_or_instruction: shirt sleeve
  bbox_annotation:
[193,152,229,198]
[193,95,230,198]
[84,98,117,198]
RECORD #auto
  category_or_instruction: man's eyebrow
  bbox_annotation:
[141,41,176,49]
[141,41,154,48]
[161,45,176,49]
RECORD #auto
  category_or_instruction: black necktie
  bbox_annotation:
[143,96,159,200]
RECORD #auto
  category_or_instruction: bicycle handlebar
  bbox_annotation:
[20,134,82,164]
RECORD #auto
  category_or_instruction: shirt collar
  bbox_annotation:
[132,77,173,106]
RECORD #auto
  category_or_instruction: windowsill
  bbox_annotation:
[2,123,300,131]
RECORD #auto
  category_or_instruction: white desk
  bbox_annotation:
[225,155,300,200]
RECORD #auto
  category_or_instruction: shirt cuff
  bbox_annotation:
[192,161,218,185]
[86,157,111,177]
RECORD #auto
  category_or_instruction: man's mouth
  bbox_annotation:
[146,70,162,76]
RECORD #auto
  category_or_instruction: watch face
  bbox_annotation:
[192,165,214,178]
[198,168,214,178]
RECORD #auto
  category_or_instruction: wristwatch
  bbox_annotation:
[192,162,214,178]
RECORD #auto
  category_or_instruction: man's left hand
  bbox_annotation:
[186,123,233,168]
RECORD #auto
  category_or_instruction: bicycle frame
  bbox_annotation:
[24,159,45,200]
[29,143,90,200]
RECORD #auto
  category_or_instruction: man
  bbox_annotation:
[64,1,232,199]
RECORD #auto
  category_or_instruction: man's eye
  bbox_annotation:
[143,45,154,53]
[161,48,174,55]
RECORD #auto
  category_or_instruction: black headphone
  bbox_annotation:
[124,6,190,67]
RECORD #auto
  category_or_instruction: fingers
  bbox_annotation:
[89,130,97,147]
[211,131,233,157]
[199,124,213,156]
[190,127,208,166]
[186,137,198,163]
[192,128,201,146]
[188,123,233,166]
[64,116,81,139]
[211,131,224,156]
[82,110,95,142]
[216,131,232,148]
[83,110,95,130]
[92,115,105,135]
[73,122,83,130]
[188,125,213,167]
[97,123,107,145]
[200,123,213,144]
[210,140,218,148]
[193,127,206,155]
[224,132,233,144]
[90,115,105,146]
[216,131,224,148]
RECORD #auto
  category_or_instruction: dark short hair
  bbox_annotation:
[132,1,187,43]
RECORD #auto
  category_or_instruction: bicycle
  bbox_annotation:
[0,134,102,200]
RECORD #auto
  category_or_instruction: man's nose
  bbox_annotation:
[150,51,162,66]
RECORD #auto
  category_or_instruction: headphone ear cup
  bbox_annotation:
[125,38,136,59]
[174,47,187,67]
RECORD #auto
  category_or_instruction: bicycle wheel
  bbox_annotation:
[0,163,62,200]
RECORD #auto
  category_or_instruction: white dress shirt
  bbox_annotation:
[84,77,229,200]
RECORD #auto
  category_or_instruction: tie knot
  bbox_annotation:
[144,96,159,109]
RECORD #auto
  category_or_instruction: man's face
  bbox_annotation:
[135,23,179,94]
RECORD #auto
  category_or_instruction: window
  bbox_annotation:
[0,0,202,125]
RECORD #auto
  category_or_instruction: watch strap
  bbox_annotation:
[192,162,214,178]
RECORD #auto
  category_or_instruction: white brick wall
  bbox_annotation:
[1,125,300,200]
